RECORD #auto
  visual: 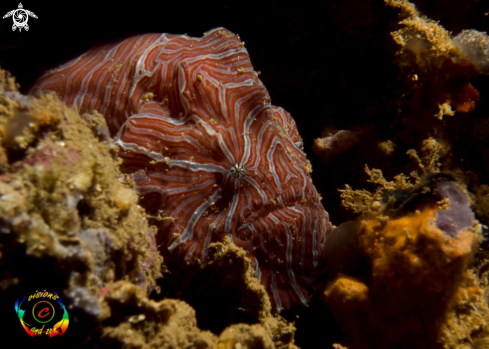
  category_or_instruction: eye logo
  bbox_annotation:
[15,290,69,337]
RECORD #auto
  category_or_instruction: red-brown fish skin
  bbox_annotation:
[32,28,332,311]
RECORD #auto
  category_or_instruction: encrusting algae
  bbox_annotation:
[0,66,163,343]
[386,0,485,117]
[96,280,279,349]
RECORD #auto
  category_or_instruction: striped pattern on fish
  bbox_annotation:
[32,27,333,311]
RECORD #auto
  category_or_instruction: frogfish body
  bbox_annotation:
[32,28,332,311]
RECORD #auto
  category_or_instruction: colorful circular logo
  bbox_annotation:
[15,290,69,337]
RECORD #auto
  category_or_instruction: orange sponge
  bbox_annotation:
[323,199,481,348]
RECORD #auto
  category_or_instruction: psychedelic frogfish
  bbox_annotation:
[32,28,333,311]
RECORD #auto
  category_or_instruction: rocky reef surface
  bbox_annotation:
[312,1,489,348]
[3,0,489,348]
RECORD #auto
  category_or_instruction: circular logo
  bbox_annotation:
[12,9,28,27]
[32,301,55,323]
[15,290,69,337]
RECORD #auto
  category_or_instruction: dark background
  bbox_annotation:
[3,0,489,347]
